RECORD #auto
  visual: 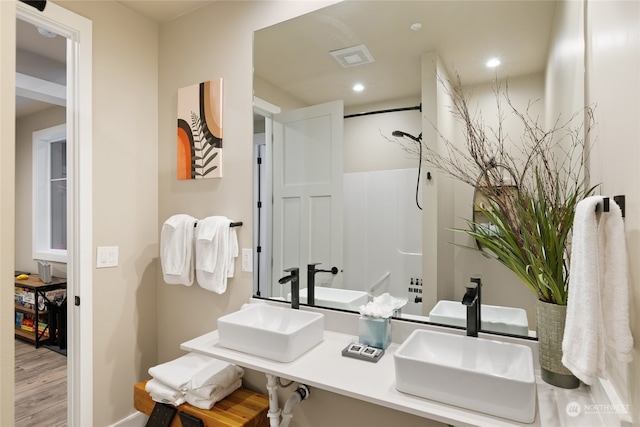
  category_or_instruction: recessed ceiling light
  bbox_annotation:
[410,23,422,31]
[486,57,501,68]
[353,83,364,92]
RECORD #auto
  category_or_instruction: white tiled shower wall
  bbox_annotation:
[343,168,423,314]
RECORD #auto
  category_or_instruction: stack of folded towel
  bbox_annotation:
[146,352,244,409]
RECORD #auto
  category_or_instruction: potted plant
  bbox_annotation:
[401,74,595,388]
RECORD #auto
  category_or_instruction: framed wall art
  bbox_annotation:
[177,78,223,179]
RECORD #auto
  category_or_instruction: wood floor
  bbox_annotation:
[15,338,67,427]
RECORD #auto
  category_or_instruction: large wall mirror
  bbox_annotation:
[252,0,585,339]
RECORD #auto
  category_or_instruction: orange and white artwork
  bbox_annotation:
[177,78,223,179]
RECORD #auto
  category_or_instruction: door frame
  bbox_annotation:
[15,2,93,426]
[253,97,280,297]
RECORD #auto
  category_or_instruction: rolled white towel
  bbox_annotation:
[185,378,242,410]
[145,378,186,406]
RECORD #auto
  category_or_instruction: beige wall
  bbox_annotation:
[343,96,421,173]
[15,106,67,277]
[52,1,160,424]
[586,0,640,420]
[0,3,16,426]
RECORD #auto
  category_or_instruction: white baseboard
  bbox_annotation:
[110,411,149,427]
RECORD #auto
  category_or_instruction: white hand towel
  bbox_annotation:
[145,379,186,406]
[562,196,634,385]
[185,378,242,410]
[195,216,238,293]
[148,352,224,392]
[563,196,603,385]
[600,200,634,363]
[160,214,197,286]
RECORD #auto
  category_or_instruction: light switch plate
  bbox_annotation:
[241,248,253,272]
[96,246,118,268]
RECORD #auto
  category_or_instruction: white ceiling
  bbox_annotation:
[115,1,216,24]
[254,1,559,111]
[16,1,559,118]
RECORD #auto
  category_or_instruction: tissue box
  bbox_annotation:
[358,316,391,349]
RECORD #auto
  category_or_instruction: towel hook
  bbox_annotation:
[595,195,626,218]
[614,195,626,218]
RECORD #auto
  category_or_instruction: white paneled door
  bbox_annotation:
[272,100,343,297]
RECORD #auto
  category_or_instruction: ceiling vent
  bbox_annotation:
[329,44,375,68]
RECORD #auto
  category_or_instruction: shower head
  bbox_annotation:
[392,130,422,142]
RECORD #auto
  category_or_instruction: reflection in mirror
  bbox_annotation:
[253,0,584,339]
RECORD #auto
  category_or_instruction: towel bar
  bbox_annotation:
[193,221,243,228]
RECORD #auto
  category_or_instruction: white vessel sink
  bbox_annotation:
[429,300,529,335]
[394,329,536,423]
[217,304,324,362]
[288,287,369,310]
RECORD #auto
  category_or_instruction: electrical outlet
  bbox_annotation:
[241,248,253,272]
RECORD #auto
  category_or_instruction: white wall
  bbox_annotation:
[420,51,441,313]
[343,168,423,305]
[545,0,585,132]
[586,0,640,419]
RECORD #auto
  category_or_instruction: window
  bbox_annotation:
[33,124,67,263]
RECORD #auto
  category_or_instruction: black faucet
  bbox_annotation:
[278,267,300,309]
[462,277,482,337]
[307,263,338,306]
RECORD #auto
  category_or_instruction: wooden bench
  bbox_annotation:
[134,380,270,427]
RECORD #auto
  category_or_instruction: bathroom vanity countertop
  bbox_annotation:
[182,329,605,427]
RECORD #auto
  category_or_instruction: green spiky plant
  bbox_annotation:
[400,73,596,305]
[467,174,596,305]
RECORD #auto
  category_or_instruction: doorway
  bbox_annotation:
[14,14,68,425]
[11,2,94,425]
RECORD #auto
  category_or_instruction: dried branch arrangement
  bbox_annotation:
[399,73,596,304]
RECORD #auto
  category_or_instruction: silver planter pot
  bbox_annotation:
[536,299,580,389]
